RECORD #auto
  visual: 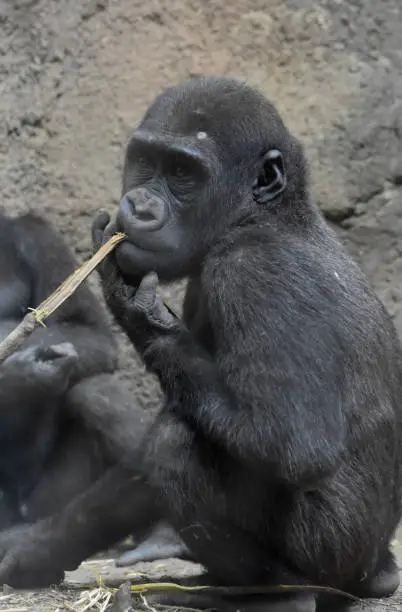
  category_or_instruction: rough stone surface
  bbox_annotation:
[0,0,402,609]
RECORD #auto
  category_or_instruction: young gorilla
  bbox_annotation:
[0,78,400,611]
[0,212,185,584]
[89,76,402,611]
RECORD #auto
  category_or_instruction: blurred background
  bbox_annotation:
[1,0,402,414]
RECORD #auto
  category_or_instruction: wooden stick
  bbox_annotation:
[0,233,126,364]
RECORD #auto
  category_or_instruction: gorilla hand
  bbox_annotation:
[92,211,180,355]
[1,343,78,397]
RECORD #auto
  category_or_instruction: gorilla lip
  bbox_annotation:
[116,240,170,268]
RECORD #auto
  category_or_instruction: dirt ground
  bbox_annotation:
[1,0,402,609]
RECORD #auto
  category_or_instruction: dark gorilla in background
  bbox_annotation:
[0,77,400,612]
[0,212,186,585]
[0,212,117,533]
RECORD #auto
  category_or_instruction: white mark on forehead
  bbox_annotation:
[197,131,207,140]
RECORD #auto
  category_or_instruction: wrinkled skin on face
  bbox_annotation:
[104,76,294,284]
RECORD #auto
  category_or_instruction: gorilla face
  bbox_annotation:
[115,128,213,280]
[112,77,290,281]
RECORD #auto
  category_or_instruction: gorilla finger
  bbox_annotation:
[92,229,105,253]
[102,271,137,316]
[153,295,176,327]
[100,253,123,288]
[103,219,118,241]
[92,234,122,285]
[92,209,111,250]
[93,209,111,232]
[133,272,159,311]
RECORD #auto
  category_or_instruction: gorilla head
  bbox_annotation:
[113,77,307,281]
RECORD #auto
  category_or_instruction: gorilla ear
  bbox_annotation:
[252,149,286,204]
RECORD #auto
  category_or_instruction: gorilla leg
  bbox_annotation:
[0,402,109,587]
[346,550,400,599]
[0,463,159,589]
[126,412,316,612]
[0,403,316,612]
[67,379,317,610]
[0,459,315,611]
[21,420,107,523]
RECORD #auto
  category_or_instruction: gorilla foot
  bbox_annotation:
[352,552,400,599]
[116,521,190,566]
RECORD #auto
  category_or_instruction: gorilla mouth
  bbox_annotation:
[114,242,167,278]
[118,235,170,255]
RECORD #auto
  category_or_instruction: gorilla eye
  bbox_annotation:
[172,164,187,178]
[130,153,154,183]
[167,156,194,181]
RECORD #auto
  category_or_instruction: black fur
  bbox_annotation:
[1,77,401,611]
[92,76,402,611]
[0,212,118,527]
[0,213,182,586]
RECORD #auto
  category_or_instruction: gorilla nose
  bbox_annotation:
[120,188,166,231]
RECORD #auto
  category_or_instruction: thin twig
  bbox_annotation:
[0,312,38,365]
[63,579,359,603]
[0,233,126,364]
[128,581,359,603]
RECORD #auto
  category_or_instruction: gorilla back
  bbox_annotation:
[93,76,402,610]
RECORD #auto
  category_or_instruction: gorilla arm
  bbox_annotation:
[101,248,346,489]
[10,214,118,381]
